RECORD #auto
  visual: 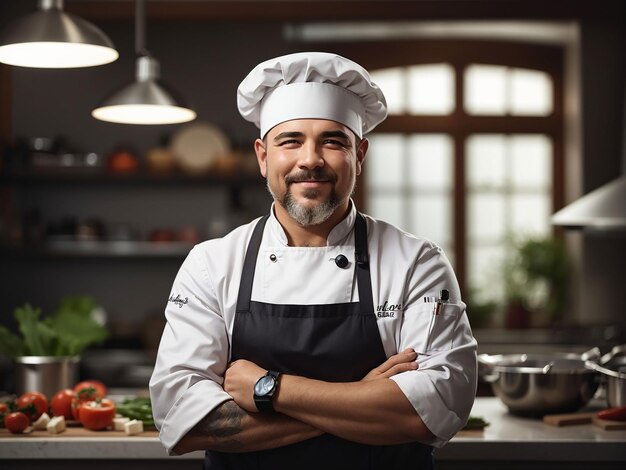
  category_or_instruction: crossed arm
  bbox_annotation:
[172,349,434,455]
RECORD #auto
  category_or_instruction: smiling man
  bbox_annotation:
[150,52,477,470]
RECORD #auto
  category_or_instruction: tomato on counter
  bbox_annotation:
[78,398,116,430]
[5,412,29,434]
[17,391,48,421]
[51,389,76,420]
[73,380,107,400]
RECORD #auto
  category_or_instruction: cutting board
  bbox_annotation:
[543,412,596,426]
[0,423,159,438]
[592,416,626,430]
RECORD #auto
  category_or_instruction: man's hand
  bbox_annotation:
[224,359,267,413]
[361,348,418,381]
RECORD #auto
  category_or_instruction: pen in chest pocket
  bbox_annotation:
[423,289,450,351]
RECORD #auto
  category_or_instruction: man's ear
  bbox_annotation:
[254,138,268,178]
[355,138,368,176]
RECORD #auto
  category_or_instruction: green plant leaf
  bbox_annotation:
[0,325,25,358]
[14,304,59,356]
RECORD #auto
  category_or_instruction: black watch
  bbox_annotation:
[253,370,280,412]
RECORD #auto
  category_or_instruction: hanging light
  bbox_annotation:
[0,0,118,68]
[91,0,196,125]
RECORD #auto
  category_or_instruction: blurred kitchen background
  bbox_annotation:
[0,0,625,393]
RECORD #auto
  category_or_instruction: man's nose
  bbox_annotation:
[298,141,324,169]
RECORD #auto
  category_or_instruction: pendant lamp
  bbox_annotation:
[91,0,196,125]
[0,0,118,68]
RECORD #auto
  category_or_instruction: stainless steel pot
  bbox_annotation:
[14,356,79,398]
[478,348,600,416]
[588,344,626,408]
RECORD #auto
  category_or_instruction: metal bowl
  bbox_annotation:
[589,344,626,408]
[478,349,601,417]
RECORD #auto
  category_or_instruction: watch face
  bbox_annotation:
[254,375,276,396]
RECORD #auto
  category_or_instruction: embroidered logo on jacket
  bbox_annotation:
[168,294,188,308]
[376,301,402,318]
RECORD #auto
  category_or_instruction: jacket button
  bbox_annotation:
[269,254,277,262]
[334,254,349,268]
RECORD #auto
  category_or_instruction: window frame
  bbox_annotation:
[325,39,564,293]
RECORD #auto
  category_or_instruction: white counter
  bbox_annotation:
[1,398,625,466]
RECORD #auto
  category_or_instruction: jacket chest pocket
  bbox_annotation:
[402,302,461,355]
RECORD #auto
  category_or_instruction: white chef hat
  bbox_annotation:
[237,52,388,139]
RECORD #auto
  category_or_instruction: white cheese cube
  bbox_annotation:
[124,419,143,436]
[32,412,50,430]
[113,417,130,431]
[47,416,66,434]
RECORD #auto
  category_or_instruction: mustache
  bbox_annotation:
[285,169,335,184]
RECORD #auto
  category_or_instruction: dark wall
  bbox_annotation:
[1,1,625,341]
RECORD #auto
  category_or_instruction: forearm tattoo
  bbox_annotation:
[195,400,246,452]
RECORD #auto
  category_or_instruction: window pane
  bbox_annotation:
[464,64,507,115]
[410,194,452,246]
[365,134,405,188]
[407,64,455,115]
[511,194,551,236]
[370,67,405,115]
[466,134,507,189]
[510,68,553,116]
[467,244,506,302]
[510,135,552,189]
[408,134,453,189]
[369,194,404,229]
[467,194,506,241]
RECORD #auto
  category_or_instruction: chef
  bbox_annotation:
[149,52,477,469]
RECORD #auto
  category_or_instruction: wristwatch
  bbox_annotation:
[253,370,280,412]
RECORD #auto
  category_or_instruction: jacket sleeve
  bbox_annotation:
[149,245,232,455]
[390,245,478,448]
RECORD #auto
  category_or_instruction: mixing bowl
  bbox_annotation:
[478,348,601,416]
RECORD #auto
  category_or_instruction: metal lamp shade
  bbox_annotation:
[0,6,118,68]
[92,56,196,125]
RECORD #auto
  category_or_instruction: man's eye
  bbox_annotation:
[323,139,347,147]
[278,139,300,146]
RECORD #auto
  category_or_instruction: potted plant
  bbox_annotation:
[0,296,108,397]
[503,236,568,328]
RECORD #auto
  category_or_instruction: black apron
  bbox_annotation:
[205,213,434,470]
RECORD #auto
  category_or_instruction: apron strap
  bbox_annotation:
[355,212,375,315]
[236,214,270,313]
[236,212,374,316]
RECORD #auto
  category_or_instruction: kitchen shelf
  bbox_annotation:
[0,170,264,187]
[1,240,195,259]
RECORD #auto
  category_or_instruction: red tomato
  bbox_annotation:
[17,391,48,421]
[5,412,29,434]
[0,403,7,414]
[79,399,116,430]
[51,389,76,420]
[73,380,107,400]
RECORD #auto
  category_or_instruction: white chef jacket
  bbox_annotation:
[149,202,478,455]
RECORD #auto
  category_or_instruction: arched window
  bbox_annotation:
[332,40,564,308]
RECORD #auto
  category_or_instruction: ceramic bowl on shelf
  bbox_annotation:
[170,121,231,175]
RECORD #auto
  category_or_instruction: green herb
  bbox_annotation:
[116,397,155,428]
[463,416,490,430]
[0,296,108,358]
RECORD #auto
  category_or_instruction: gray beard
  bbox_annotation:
[267,181,341,226]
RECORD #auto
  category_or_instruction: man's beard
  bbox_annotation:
[267,168,343,226]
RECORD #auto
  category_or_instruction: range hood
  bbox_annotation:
[552,92,626,230]
[552,175,626,229]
